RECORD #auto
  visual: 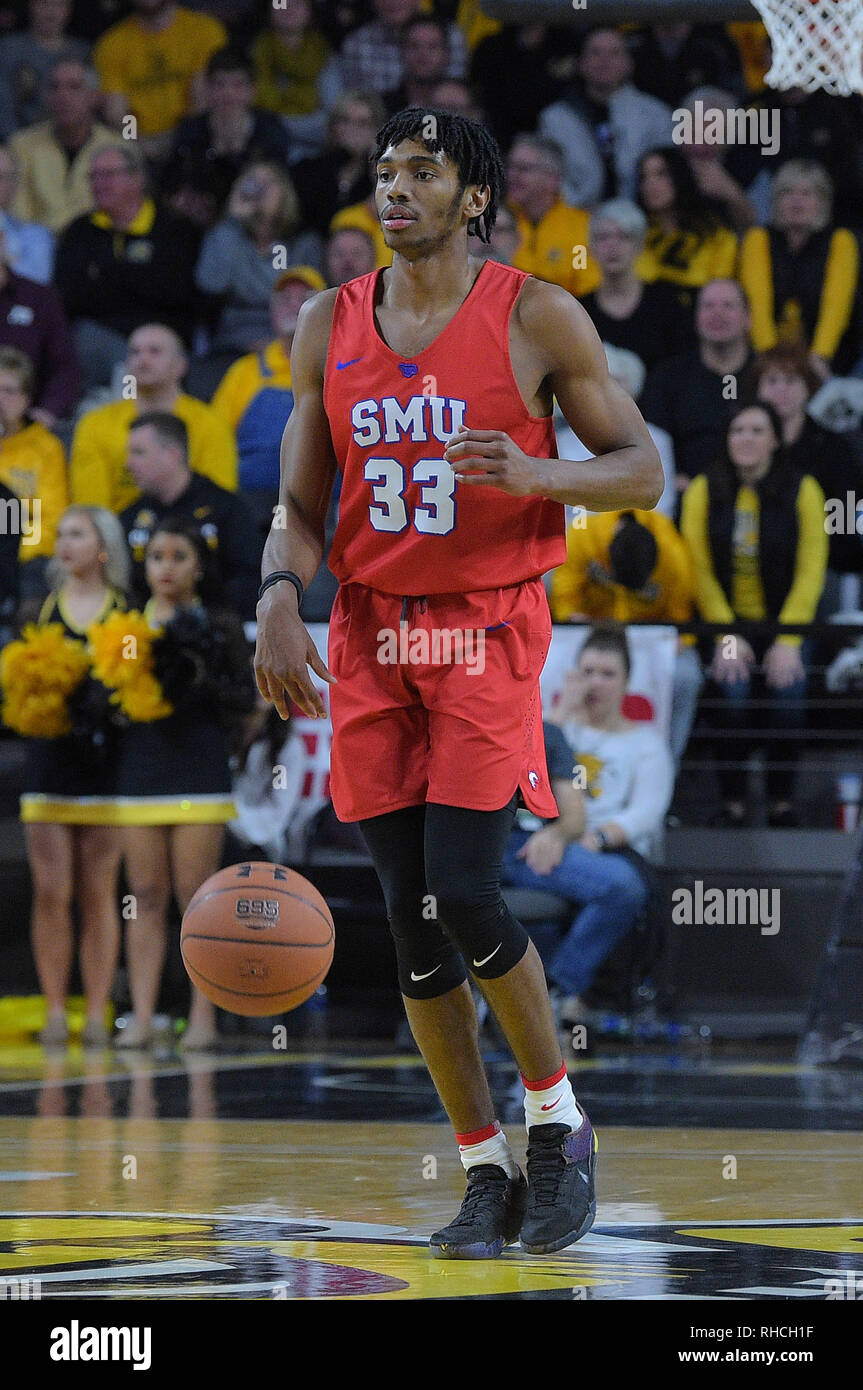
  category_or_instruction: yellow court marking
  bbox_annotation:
[683,1226,863,1255]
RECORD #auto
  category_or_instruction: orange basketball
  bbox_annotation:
[180,862,335,1016]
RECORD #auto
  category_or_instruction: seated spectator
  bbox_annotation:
[0,144,53,282]
[680,401,828,827]
[427,78,485,123]
[581,198,693,374]
[475,198,519,267]
[750,344,863,599]
[339,0,467,99]
[252,0,338,122]
[8,56,117,232]
[738,159,860,377]
[677,87,757,234]
[120,411,260,618]
[331,189,392,270]
[0,0,89,141]
[94,0,227,157]
[538,26,673,208]
[640,278,754,494]
[210,266,324,531]
[324,225,377,286]
[54,142,201,392]
[384,15,451,117]
[0,224,79,424]
[509,624,673,1027]
[635,146,738,308]
[230,702,304,866]
[0,346,68,600]
[70,322,237,513]
[506,134,600,299]
[289,89,385,239]
[190,159,322,400]
[630,22,745,107]
[549,509,700,766]
[168,47,293,219]
[470,21,577,154]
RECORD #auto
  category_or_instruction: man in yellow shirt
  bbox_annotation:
[94,0,228,152]
[550,507,701,766]
[70,323,237,514]
[506,135,600,298]
[211,265,324,534]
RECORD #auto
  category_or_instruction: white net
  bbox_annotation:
[751,0,863,95]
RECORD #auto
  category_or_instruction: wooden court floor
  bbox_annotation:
[0,1042,862,1301]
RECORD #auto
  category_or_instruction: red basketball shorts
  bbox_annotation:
[327,577,559,823]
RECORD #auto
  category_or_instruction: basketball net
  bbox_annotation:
[751,0,863,95]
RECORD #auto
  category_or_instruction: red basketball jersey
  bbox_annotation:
[323,259,566,595]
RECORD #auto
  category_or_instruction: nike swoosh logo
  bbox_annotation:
[336,357,363,370]
[540,1097,562,1111]
[579,1170,590,1183]
[410,965,442,982]
[472,943,502,968]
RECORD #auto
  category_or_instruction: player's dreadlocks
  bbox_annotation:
[372,107,505,243]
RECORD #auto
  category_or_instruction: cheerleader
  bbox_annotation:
[112,516,256,1050]
[18,506,129,1047]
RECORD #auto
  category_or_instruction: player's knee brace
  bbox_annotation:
[433,891,529,980]
[387,902,468,1000]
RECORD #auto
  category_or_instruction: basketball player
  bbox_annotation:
[255,108,663,1257]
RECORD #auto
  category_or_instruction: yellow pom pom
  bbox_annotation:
[88,610,156,689]
[119,673,173,723]
[0,624,91,737]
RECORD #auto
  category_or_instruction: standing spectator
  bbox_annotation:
[506,135,600,299]
[630,22,744,107]
[524,624,674,1026]
[168,47,293,219]
[635,146,738,306]
[0,143,53,282]
[324,225,376,286]
[10,505,128,1047]
[738,159,860,378]
[0,225,79,423]
[210,266,324,531]
[0,0,89,141]
[252,0,337,122]
[8,57,117,232]
[291,90,385,239]
[384,16,452,117]
[0,346,69,599]
[539,26,673,208]
[581,198,692,375]
[338,0,467,99]
[470,22,578,153]
[190,159,321,399]
[94,0,227,155]
[549,509,701,767]
[751,344,863,595]
[680,401,828,826]
[54,143,201,391]
[119,411,260,618]
[640,278,754,493]
[70,322,238,513]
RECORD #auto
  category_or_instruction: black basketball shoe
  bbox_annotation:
[430,1164,528,1259]
[520,1108,598,1254]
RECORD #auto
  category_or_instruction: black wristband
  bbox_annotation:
[257,571,304,606]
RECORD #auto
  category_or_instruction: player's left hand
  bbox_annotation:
[444,428,544,497]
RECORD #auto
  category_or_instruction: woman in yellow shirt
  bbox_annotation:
[635,145,738,311]
[680,400,827,827]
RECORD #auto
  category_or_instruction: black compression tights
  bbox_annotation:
[358,795,529,1000]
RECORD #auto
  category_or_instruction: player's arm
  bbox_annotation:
[445,279,664,511]
[254,289,339,721]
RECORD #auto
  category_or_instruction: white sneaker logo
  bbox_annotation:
[410,965,442,982]
[473,943,502,968]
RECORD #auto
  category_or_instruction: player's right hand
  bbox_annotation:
[254,586,337,721]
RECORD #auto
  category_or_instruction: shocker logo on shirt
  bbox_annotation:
[572,752,603,798]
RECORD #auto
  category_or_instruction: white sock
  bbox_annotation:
[456,1120,520,1179]
[522,1062,583,1133]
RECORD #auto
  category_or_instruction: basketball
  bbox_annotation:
[180,862,335,1016]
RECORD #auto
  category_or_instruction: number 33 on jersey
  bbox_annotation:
[323,260,567,595]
